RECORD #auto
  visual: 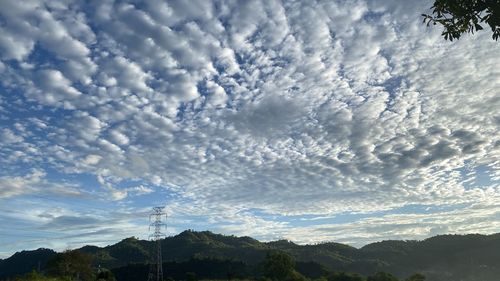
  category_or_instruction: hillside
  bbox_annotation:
[0,248,56,279]
[1,231,500,281]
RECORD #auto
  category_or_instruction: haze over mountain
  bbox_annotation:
[1,231,499,281]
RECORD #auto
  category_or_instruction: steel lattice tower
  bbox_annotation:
[147,207,167,281]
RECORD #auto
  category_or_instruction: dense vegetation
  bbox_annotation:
[1,231,499,281]
[423,0,500,40]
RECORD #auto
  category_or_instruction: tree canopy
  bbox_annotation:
[262,251,306,281]
[45,250,95,281]
[327,272,365,281]
[367,272,399,281]
[422,0,500,41]
[405,273,426,281]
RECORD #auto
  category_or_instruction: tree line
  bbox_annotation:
[5,250,425,281]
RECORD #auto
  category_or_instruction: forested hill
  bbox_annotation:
[1,230,500,281]
[0,248,56,279]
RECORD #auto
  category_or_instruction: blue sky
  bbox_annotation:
[0,0,499,258]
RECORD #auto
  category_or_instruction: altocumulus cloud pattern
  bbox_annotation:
[0,0,499,256]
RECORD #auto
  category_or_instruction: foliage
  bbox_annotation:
[185,272,197,281]
[106,237,151,264]
[262,251,306,281]
[111,257,251,281]
[404,273,425,281]
[326,272,365,281]
[367,272,399,281]
[3,231,500,281]
[262,251,295,280]
[10,271,64,281]
[0,248,57,280]
[295,261,330,279]
[96,268,116,281]
[45,250,94,281]
[422,0,500,41]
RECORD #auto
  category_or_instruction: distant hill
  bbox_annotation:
[1,230,500,281]
[0,248,56,279]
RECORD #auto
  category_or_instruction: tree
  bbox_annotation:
[45,250,95,281]
[96,269,116,281]
[262,251,306,281]
[263,251,294,280]
[327,272,365,281]
[404,273,425,281]
[367,272,399,281]
[13,270,62,281]
[185,272,197,281]
[422,0,500,41]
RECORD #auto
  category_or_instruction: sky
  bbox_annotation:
[0,0,499,259]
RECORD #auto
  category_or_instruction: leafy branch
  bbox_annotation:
[422,0,500,41]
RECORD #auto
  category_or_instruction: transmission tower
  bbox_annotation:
[147,206,167,281]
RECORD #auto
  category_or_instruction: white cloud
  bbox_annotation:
[0,128,24,144]
[127,185,154,196]
[0,169,89,200]
[284,203,500,246]
[0,27,35,61]
[0,0,499,253]
[37,69,82,97]
[205,80,228,108]
[0,170,45,198]
[83,154,102,165]
[108,129,130,146]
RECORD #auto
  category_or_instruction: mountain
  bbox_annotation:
[1,231,500,281]
[0,248,56,279]
[357,233,500,280]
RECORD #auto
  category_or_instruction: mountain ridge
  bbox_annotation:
[1,230,499,281]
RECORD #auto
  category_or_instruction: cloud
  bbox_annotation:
[0,170,45,198]
[0,169,89,200]
[283,202,500,246]
[127,185,154,196]
[33,69,82,108]
[83,154,102,165]
[0,0,499,256]
[0,128,24,144]
[42,215,101,230]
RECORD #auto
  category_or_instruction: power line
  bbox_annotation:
[147,206,167,281]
